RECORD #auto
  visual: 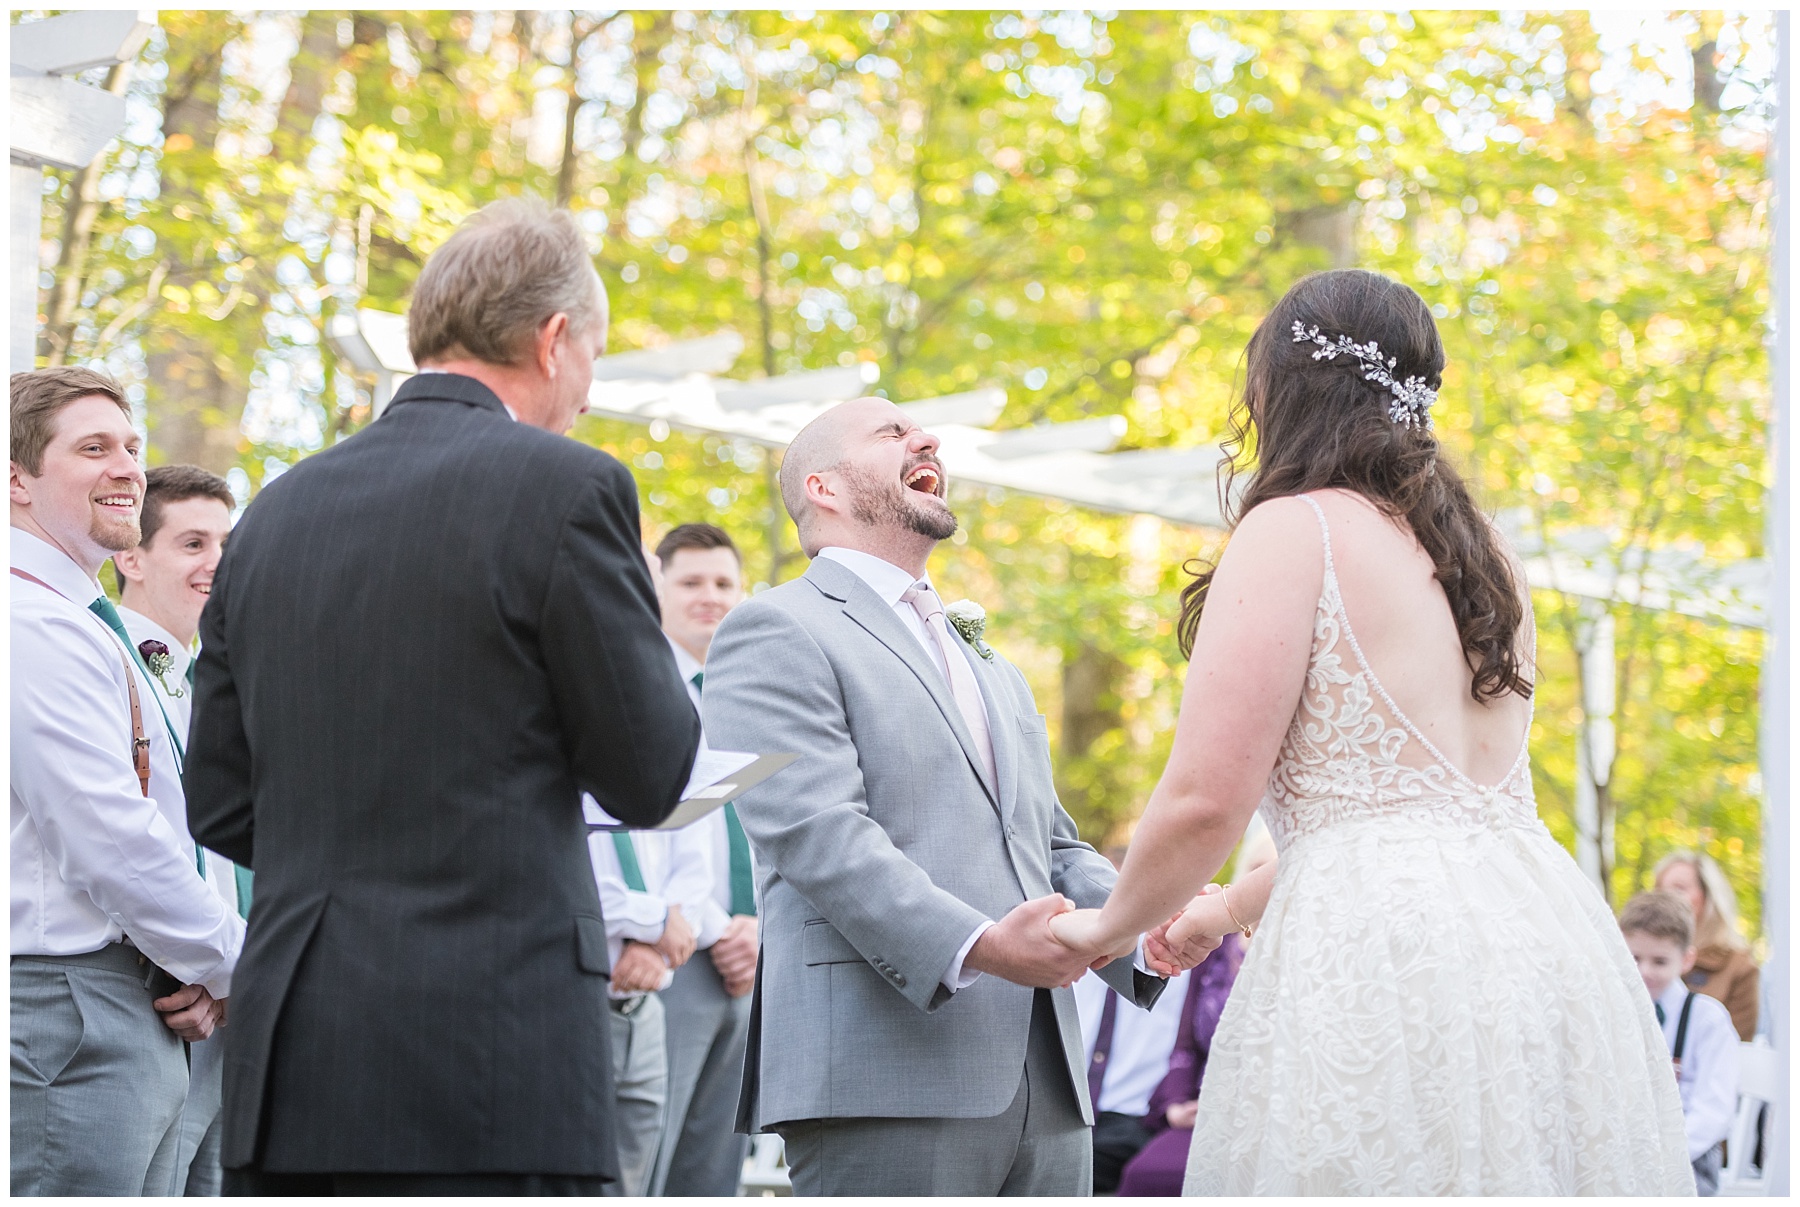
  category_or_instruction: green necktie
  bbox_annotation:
[186,657,196,689]
[87,595,201,877]
[611,832,648,892]
[692,670,756,917]
[233,865,254,920]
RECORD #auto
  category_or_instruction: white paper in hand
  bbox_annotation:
[682,748,758,801]
[585,744,798,831]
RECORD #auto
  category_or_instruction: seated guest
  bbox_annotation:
[585,803,714,1196]
[1116,817,1274,1196]
[1621,891,1739,1195]
[1655,850,1760,1041]
[1074,881,1190,1193]
[111,463,245,1195]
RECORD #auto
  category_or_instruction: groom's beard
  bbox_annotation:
[840,461,958,542]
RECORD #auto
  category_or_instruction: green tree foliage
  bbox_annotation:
[27,10,1772,933]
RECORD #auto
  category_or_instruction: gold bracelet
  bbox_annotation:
[1220,883,1254,939]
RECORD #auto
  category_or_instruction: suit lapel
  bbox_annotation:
[806,560,1000,813]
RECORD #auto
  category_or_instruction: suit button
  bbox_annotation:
[892,973,906,987]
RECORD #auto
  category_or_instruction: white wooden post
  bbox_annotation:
[9,10,155,371]
[1572,602,1617,888]
[1759,10,1790,1195]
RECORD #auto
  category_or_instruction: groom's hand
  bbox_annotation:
[963,894,1092,989]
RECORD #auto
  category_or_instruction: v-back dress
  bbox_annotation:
[1182,495,1693,1195]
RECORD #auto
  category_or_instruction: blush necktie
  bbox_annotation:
[901,582,997,790]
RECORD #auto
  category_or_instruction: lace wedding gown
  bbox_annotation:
[1183,496,1694,1195]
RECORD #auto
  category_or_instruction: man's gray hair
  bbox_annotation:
[407,197,604,367]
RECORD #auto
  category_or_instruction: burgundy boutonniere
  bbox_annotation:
[138,639,186,698]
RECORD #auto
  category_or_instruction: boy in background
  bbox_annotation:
[1620,891,1740,1194]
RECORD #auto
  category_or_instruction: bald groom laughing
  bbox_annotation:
[700,398,1165,1197]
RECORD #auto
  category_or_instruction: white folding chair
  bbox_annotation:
[739,1132,792,1197]
[1720,1040,1779,1195]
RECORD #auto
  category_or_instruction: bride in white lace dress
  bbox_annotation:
[1052,270,1693,1194]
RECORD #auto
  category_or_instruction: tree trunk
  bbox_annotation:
[145,13,346,473]
[1287,203,1356,268]
[624,14,672,160]
[1058,641,1129,838]
[554,18,597,208]
[42,62,134,366]
[142,23,237,472]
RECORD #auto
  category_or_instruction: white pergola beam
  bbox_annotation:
[10,75,129,171]
[11,10,156,371]
[9,10,154,77]
[713,364,876,411]
[898,387,1006,428]
[592,330,744,381]
[982,415,1127,460]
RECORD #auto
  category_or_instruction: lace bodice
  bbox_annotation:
[1262,494,1540,852]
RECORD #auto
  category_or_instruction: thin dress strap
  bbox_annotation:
[1294,493,1335,583]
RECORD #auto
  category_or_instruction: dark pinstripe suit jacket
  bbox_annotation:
[185,373,700,1177]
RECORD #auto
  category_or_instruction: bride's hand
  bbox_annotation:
[1047,908,1136,969]
[1145,888,1228,975]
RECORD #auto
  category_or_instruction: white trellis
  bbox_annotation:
[10,10,154,372]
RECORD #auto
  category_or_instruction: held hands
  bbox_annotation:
[709,914,759,997]
[1143,884,1229,976]
[964,894,1098,989]
[613,941,671,994]
[1045,908,1138,971]
[154,984,226,1041]
[653,904,696,969]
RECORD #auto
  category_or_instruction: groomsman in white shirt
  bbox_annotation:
[585,798,714,1196]
[112,463,245,1195]
[646,523,760,1197]
[10,368,243,1196]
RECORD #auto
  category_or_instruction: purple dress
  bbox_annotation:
[1116,933,1245,1197]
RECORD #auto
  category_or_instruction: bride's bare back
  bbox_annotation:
[1307,487,1532,788]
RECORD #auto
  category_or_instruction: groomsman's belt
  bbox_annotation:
[607,994,650,1017]
[13,940,182,995]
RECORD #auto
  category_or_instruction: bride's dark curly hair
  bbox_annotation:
[1176,269,1532,703]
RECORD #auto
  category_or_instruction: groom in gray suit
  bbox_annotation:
[701,397,1165,1196]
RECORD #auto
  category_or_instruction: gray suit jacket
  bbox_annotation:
[702,556,1163,1133]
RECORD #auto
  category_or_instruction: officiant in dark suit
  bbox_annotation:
[185,197,701,1195]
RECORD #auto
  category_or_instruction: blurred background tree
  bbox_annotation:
[24,9,1774,935]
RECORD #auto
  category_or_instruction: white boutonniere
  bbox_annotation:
[944,599,995,661]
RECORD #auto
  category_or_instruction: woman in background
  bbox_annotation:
[1655,850,1760,1041]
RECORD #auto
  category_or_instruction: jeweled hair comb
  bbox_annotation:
[1291,321,1438,430]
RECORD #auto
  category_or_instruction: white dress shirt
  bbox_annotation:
[1075,968,1190,1116]
[1655,975,1740,1160]
[117,605,239,917]
[669,637,736,947]
[584,794,718,998]
[10,529,242,996]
